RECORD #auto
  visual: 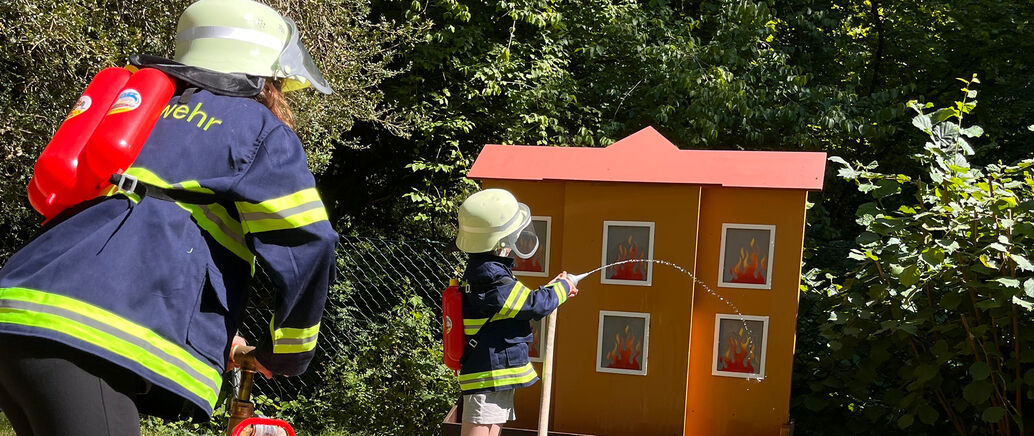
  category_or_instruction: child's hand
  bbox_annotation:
[552,272,578,298]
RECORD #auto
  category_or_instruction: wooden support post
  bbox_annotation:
[537,311,558,436]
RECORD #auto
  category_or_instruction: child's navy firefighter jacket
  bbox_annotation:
[0,85,337,419]
[459,253,571,394]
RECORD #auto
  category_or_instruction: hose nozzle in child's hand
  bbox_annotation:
[552,272,579,298]
[568,272,590,286]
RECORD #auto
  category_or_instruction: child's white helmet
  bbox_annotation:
[456,189,539,258]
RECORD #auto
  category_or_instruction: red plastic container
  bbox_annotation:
[231,417,296,436]
[442,279,465,373]
[81,68,175,185]
[30,67,132,212]
[27,179,65,221]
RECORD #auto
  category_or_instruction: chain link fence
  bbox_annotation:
[238,235,464,400]
[0,231,464,403]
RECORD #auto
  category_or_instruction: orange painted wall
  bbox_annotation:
[479,179,808,436]
[548,181,700,436]
[683,187,808,435]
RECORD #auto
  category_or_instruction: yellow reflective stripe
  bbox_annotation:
[0,287,220,408]
[507,284,532,318]
[273,343,317,353]
[458,362,537,391]
[457,362,532,381]
[493,282,530,321]
[237,188,322,215]
[243,207,328,233]
[189,202,256,270]
[272,323,321,340]
[547,282,568,305]
[120,167,256,270]
[270,319,320,354]
[236,188,329,234]
[464,318,488,335]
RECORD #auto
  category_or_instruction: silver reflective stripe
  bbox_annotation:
[461,365,536,386]
[177,26,284,52]
[273,334,318,346]
[0,299,220,397]
[199,204,247,247]
[239,201,325,222]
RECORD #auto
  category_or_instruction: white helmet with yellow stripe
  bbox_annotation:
[174,0,331,94]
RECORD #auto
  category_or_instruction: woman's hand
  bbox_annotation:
[227,335,273,379]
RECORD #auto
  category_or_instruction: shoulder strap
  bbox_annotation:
[110,173,220,205]
[458,281,485,367]
[457,276,518,366]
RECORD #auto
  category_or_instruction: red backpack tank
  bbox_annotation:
[28,67,175,222]
[442,278,465,374]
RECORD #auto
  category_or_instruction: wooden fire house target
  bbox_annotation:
[442,127,825,436]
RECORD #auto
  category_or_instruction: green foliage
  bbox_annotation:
[794,80,1033,435]
[302,295,458,435]
[141,295,455,436]
[0,0,419,257]
[349,0,852,236]
[141,416,221,436]
[0,413,14,436]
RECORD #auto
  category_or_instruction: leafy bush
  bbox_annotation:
[301,295,458,435]
[793,77,1034,435]
[140,294,455,435]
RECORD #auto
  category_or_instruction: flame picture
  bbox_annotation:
[718,325,757,374]
[605,324,643,370]
[608,235,646,281]
[728,237,767,284]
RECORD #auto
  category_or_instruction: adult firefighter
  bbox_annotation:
[0,1,337,435]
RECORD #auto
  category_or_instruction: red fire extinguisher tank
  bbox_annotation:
[81,68,175,186]
[442,278,465,374]
[30,67,132,211]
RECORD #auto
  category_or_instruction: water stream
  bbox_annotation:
[573,258,765,383]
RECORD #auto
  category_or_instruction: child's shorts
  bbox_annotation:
[462,390,516,425]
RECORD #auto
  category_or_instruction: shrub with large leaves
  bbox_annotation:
[798,77,1033,435]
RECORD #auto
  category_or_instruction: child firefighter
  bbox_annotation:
[454,188,578,436]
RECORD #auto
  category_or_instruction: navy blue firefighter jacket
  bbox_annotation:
[458,253,571,394]
[0,87,338,419]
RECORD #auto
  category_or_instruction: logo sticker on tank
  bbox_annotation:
[66,95,92,120]
[107,89,142,115]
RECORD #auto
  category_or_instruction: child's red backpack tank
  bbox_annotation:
[442,278,464,374]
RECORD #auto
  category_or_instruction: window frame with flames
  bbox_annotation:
[717,223,776,290]
[528,317,546,363]
[512,216,551,278]
[595,310,651,376]
[600,220,656,286]
[711,313,769,379]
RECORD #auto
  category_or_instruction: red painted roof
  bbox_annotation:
[468,127,826,190]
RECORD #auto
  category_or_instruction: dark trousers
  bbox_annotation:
[0,335,142,436]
